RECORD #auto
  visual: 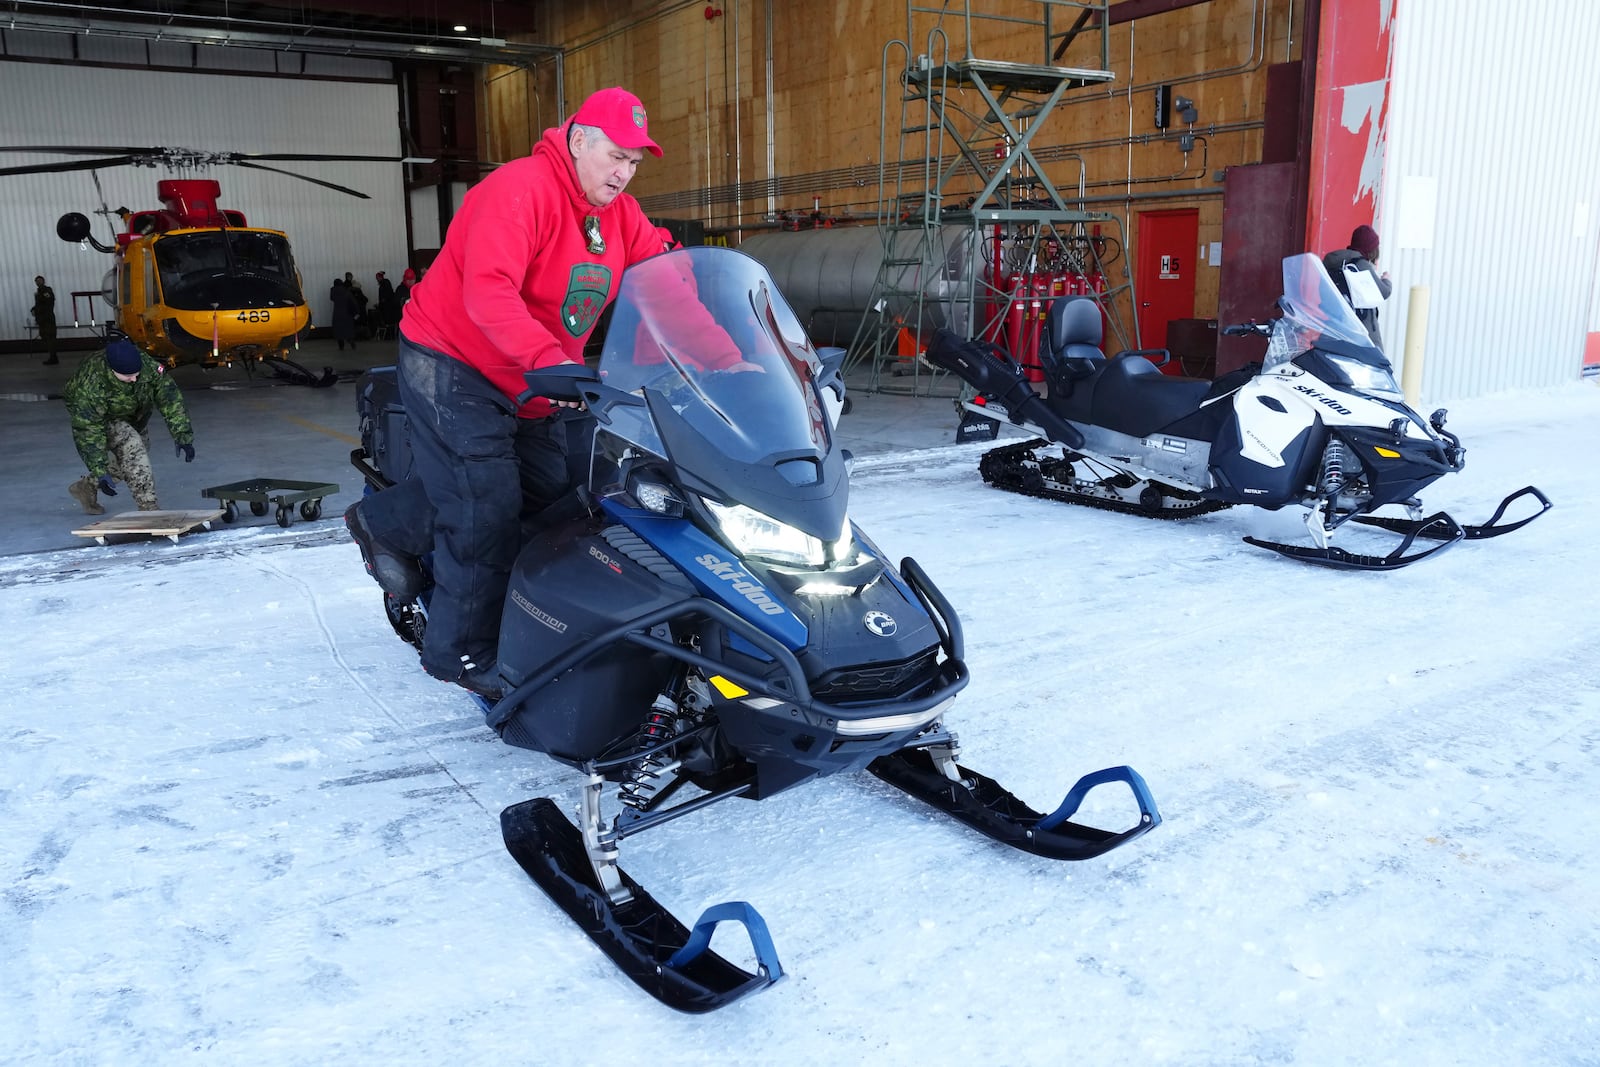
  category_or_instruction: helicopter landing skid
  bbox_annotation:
[259,356,337,388]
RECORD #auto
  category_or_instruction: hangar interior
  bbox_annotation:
[2,0,1598,552]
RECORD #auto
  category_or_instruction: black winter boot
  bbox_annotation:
[345,500,426,599]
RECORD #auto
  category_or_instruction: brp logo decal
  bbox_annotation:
[864,610,897,637]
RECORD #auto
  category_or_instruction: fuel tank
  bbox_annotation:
[737,225,980,346]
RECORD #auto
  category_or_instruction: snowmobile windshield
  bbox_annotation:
[596,246,832,467]
[1266,253,1383,371]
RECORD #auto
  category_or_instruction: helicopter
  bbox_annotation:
[2,146,411,378]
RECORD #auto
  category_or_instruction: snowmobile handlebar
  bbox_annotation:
[1222,321,1272,337]
[518,361,599,404]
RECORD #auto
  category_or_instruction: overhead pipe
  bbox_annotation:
[5,2,561,67]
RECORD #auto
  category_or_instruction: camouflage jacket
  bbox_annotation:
[64,350,194,477]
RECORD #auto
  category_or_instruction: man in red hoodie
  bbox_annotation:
[347,87,673,700]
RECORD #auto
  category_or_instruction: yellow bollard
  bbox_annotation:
[1401,285,1429,406]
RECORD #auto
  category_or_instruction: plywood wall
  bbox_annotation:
[483,0,1299,326]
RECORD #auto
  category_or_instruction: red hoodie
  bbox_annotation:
[399,121,666,417]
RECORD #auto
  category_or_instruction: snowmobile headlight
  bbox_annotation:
[1327,354,1404,401]
[703,499,851,567]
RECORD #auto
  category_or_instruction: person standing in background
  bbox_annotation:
[1322,224,1392,350]
[33,275,58,366]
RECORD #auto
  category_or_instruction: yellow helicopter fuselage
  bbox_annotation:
[110,225,311,369]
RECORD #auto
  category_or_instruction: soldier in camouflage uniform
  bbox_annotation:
[63,338,196,514]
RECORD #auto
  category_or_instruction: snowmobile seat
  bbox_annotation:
[1038,297,1105,393]
[1089,354,1214,438]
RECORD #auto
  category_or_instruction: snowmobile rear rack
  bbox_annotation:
[502,798,782,1014]
[1352,484,1551,540]
[1245,510,1465,570]
[869,747,1162,860]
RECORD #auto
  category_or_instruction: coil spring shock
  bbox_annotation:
[1319,439,1346,495]
[618,695,680,811]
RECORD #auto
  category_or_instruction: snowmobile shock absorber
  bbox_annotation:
[1319,439,1346,495]
[618,694,682,811]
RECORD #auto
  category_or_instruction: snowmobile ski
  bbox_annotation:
[501,798,783,1014]
[869,746,1161,860]
[1244,510,1465,570]
[1352,484,1551,541]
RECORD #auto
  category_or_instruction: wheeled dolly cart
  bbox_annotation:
[201,478,339,528]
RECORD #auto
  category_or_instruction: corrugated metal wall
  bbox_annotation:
[1381,0,1600,403]
[0,55,405,342]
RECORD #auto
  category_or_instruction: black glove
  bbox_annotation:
[97,475,118,496]
[176,441,195,463]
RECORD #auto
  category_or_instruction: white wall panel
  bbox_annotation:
[1382,0,1600,403]
[0,62,406,342]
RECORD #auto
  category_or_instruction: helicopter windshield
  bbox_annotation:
[153,230,304,311]
[1266,252,1382,370]
[596,246,831,467]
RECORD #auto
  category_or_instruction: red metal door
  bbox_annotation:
[1135,209,1199,372]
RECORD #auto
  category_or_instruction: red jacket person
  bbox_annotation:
[346,87,678,700]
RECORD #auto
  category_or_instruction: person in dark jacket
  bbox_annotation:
[375,271,398,335]
[329,279,358,351]
[394,267,415,309]
[63,338,195,513]
[33,275,58,365]
[1322,224,1392,349]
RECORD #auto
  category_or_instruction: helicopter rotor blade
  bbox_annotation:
[0,145,161,155]
[0,156,140,178]
[230,160,371,199]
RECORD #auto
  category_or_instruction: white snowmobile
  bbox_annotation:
[351,246,1161,1012]
[928,253,1549,570]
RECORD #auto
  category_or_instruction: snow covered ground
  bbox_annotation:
[3,383,1596,1065]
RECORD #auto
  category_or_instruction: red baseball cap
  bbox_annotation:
[571,87,662,158]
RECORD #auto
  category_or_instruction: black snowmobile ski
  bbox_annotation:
[869,747,1161,860]
[1244,510,1466,570]
[501,798,783,1014]
[1352,484,1551,541]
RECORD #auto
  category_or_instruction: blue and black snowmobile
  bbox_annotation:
[351,246,1161,1012]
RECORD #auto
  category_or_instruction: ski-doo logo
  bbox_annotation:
[864,610,897,637]
[588,545,622,574]
[694,553,787,616]
[1293,384,1353,416]
[511,589,568,633]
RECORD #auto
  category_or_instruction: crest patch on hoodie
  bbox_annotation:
[561,263,613,337]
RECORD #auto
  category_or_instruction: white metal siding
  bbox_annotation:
[1381,0,1600,403]
[0,61,406,342]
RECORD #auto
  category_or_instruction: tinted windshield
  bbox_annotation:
[1266,252,1381,370]
[596,246,831,464]
[154,230,304,310]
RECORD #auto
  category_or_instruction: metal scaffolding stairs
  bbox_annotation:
[847,1,1131,395]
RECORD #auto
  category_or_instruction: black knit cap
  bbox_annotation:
[105,339,143,374]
